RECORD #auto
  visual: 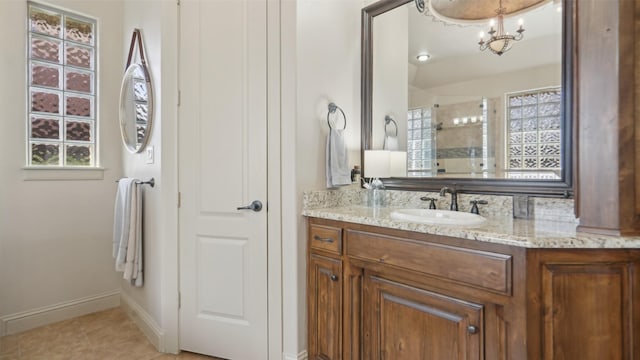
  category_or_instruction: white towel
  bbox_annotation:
[113,178,135,271]
[326,129,351,188]
[383,135,399,151]
[113,178,144,287]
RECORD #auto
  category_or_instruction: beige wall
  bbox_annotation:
[0,0,124,329]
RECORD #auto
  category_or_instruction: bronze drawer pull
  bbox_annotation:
[314,235,334,243]
[330,274,338,281]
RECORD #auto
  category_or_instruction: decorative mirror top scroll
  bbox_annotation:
[361,0,573,196]
[119,29,153,153]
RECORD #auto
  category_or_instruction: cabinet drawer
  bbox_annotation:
[346,230,512,295]
[310,224,343,255]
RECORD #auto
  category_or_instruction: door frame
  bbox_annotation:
[162,0,283,357]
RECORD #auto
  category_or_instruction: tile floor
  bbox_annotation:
[0,307,223,360]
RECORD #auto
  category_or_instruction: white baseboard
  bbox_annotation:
[284,350,308,360]
[0,290,120,336]
[120,291,165,352]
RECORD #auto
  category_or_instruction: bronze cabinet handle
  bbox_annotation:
[313,235,334,243]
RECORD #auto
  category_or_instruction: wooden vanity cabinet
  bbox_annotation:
[362,273,484,359]
[308,253,342,359]
[307,223,344,359]
[307,217,640,360]
[308,217,527,360]
[525,249,640,360]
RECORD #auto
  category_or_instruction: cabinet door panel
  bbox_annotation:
[541,262,635,360]
[308,254,342,360]
[364,274,483,360]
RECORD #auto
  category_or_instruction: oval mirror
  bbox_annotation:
[119,62,153,153]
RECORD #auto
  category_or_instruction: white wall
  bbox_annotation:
[0,0,124,333]
[120,0,179,352]
[115,1,364,356]
[290,0,363,355]
[115,1,360,356]
[0,0,361,356]
[409,63,562,108]
[372,4,408,151]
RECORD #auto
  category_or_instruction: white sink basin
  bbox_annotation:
[390,209,487,227]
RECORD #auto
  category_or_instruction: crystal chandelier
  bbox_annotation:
[478,0,525,56]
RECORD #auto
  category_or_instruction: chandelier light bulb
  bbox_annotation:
[518,18,524,26]
[489,19,495,27]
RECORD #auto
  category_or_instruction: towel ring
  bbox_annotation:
[384,115,398,136]
[327,103,347,130]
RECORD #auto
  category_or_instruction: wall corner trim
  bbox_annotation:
[120,291,166,353]
[0,290,120,336]
[283,350,308,360]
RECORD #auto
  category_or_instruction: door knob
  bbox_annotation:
[237,200,263,212]
[467,325,478,334]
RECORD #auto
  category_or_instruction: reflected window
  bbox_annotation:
[506,87,562,172]
[27,2,97,167]
[406,107,434,177]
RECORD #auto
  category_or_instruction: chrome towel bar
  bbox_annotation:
[115,178,155,187]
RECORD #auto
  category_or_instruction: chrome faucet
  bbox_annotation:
[439,187,459,211]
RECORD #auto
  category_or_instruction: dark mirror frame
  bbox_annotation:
[361,0,575,197]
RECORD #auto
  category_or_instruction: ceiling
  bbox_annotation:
[429,0,549,22]
[398,0,563,89]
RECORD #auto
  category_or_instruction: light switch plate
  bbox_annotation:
[146,146,154,164]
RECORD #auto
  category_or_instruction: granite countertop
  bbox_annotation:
[303,206,640,249]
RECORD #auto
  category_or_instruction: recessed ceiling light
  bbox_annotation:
[416,53,431,62]
[553,0,562,12]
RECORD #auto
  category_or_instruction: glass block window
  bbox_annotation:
[28,3,97,167]
[506,87,561,171]
[407,107,434,176]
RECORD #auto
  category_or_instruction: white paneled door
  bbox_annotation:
[178,0,268,358]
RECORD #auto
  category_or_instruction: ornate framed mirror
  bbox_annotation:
[119,29,153,153]
[361,0,574,196]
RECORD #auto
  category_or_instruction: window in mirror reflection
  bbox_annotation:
[407,107,435,177]
[506,87,561,179]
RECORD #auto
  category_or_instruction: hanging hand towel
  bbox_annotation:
[123,182,143,287]
[383,135,399,151]
[113,178,136,271]
[326,128,351,188]
[113,178,144,287]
